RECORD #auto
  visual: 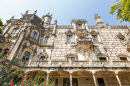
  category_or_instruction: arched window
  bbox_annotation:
[12,28,19,33]
[31,31,37,39]
[40,56,46,61]
[44,36,49,43]
[22,51,30,61]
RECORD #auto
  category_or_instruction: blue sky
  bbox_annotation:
[1,0,129,25]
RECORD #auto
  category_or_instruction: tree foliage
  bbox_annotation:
[109,0,130,22]
[0,51,54,86]
[0,18,3,34]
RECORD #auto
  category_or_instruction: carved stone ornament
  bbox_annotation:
[117,33,125,40]
[127,45,130,52]
[65,30,73,35]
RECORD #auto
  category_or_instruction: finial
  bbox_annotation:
[11,16,15,19]
[34,10,37,15]
[54,19,57,24]
[25,10,29,15]
[21,13,24,17]
[48,12,50,14]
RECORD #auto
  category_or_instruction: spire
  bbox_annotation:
[25,10,29,15]
[34,10,37,15]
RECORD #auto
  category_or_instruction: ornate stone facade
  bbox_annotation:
[0,11,130,85]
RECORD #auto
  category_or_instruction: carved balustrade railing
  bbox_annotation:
[13,60,130,67]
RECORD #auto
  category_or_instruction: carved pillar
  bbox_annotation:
[70,72,72,86]
[92,72,97,86]
[8,31,25,60]
[115,72,121,86]
[46,71,50,85]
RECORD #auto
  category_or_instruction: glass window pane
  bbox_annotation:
[67,35,72,42]
[32,31,37,39]
[45,36,49,43]
[40,56,45,60]
[71,57,75,61]
[78,24,82,28]
[24,51,30,58]
[12,28,19,33]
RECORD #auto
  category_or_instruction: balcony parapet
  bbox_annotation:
[13,60,130,68]
[77,37,92,43]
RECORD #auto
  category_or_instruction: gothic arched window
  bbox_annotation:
[40,56,46,61]
[31,31,37,39]
[44,36,49,43]
[12,28,19,33]
[22,51,30,61]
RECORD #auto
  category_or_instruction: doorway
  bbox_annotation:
[55,79,58,86]
[72,78,78,86]
[97,78,105,86]
[63,78,70,86]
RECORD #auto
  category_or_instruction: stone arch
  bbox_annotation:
[11,27,19,33]
[95,70,119,84]
[118,71,130,84]
[72,70,94,85]
[8,25,20,33]
[20,48,33,60]
[31,30,39,39]
[43,35,50,44]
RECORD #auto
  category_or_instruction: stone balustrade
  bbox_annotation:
[13,60,130,67]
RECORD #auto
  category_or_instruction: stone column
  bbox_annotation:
[70,73,72,86]
[115,72,121,86]
[8,31,25,60]
[92,72,97,86]
[46,72,50,85]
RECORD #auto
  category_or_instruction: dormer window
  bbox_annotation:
[92,35,98,42]
[40,56,46,61]
[98,55,107,61]
[12,28,19,33]
[78,24,82,28]
[67,57,75,61]
[67,35,72,42]
[99,57,106,61]
[119,55,127,61]
[44,36,49,43]
[31,31,37,39]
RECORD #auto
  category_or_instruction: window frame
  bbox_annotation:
[77,24,82,29]
[22,51,31,61]
[31,31,38,39]
[44,36,49,43]
[67,35,72,42]
[92,35,98,42]
[40,56,46,61]
[12,28,19,33]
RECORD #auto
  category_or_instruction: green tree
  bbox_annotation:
[109,0,130,22]
[0,18,3,34]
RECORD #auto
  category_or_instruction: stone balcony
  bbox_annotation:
[13,60,130,68]
[77,37,93,49]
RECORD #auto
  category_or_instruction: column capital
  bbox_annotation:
[47,71,50,74]
[91,71,96,75]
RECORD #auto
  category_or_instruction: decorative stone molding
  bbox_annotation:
[117,33,125,40]
[127,45,130,52]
